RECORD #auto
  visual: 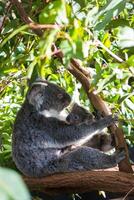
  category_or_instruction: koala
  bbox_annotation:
[66,103,114,152]
[12,79,125,177]
[87,133,114,152]
[66,103,94,125]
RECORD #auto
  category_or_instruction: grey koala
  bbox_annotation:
[66,103,94,125]
[66,103,114,152]
[12,79,125,177]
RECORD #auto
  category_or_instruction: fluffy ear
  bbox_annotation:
[27,85,43,110]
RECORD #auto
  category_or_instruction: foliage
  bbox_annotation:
[0,167,31,200]
[0,0,134,190]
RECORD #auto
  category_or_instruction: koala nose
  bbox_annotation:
[66,114,71,123]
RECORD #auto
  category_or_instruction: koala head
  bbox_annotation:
[27,79,71,113]
[66,103,94,125]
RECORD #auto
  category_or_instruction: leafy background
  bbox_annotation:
[0,0,134,199]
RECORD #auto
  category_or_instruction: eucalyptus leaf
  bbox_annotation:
[39,0,68,25]
[125,99,134,111]
[96,73,116,93]
[127,55,134,66]
[60,40,75,65]
[95,0,126,30]
[117,26,134,49]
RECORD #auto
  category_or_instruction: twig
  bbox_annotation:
[10,0,43,36]
[11,0,32,24]
[85,28,125,63]
[29,23,62,30]
[97,39,125,63]
[122,187,134,200]
[0,2,12,33]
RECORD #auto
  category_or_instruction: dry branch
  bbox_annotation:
[24,169,134,195]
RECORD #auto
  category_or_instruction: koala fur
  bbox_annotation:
[12,79,125,177]
[66,103,114,152]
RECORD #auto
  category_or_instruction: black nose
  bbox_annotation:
[66,115,71,122]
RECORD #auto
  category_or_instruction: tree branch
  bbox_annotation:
[24,169,134,195]
[10,0,43,36]
[29,23,61,30]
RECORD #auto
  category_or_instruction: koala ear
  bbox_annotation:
[73,103,78,109]
[27,85,43,110]
[27,80,48,110]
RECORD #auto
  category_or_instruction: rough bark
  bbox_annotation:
[24,169,134,195]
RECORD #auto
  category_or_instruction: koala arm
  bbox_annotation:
[47,115,117,147]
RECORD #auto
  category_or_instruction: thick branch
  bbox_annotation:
[24,170,134,195]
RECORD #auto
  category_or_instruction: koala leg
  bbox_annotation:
[48,147,125,174]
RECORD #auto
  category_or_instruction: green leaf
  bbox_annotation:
[127,55,134,66]
[95,0,126,30]
[60,40,75,65]
[39,29,59,57]
[27,59,37,79]
[39,0,68,25]
[0,167,31,200]
[0,25,28,48]
[125,99,134,111]
[117,27,134,49]
[96,73,116,93]
[106,19,129,29]
[74,0,87,8]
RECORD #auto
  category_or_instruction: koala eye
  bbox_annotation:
[74,115,79,120]
[57,93,64,99]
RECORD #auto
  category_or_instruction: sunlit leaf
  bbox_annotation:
[117,26,134,49]
[27,59,37,79]
[39,0,68,25]
[125,99,134,111]
[39,29,59,57]
[60,39,75,65]
[127,55,134,67]
[96,73,116,93]
[95,0,126,30]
